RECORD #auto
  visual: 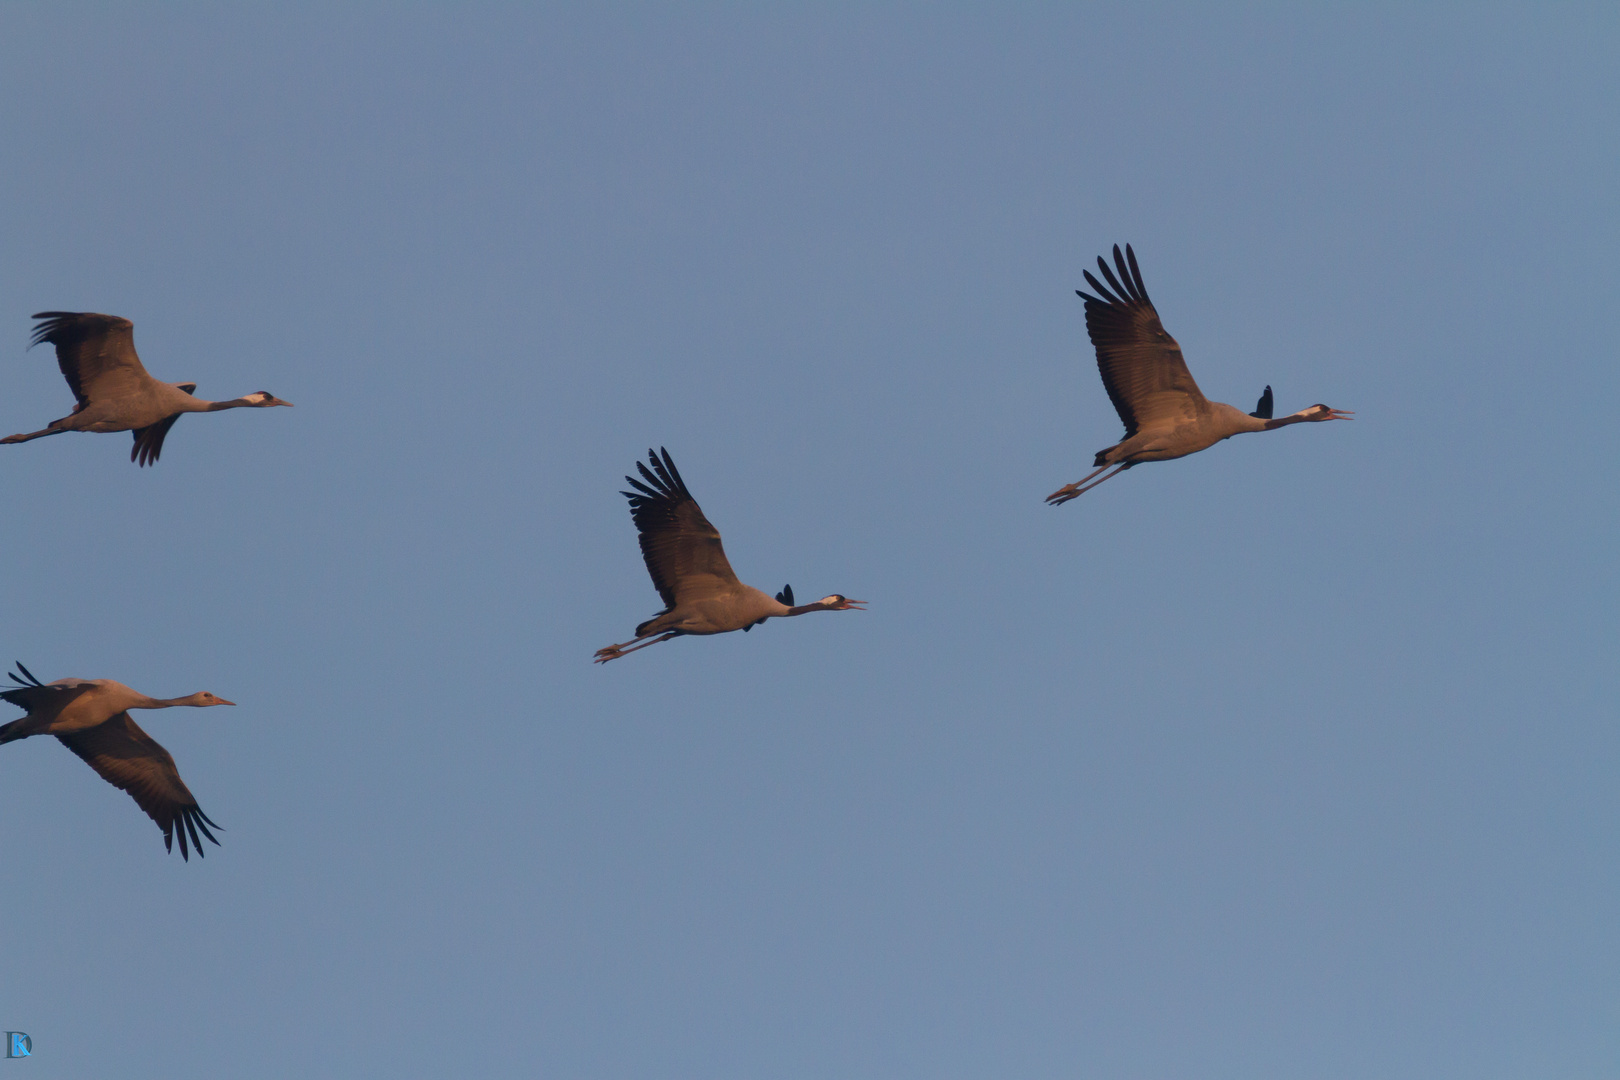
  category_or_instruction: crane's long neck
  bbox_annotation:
[134,694,198,709]
[783,601,838,616]
[201,397,257,412]
[1263,408,1322,430]
[169,396,218,413]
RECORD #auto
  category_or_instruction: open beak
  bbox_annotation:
[842,598,868,610]
[1328,409,1354,421]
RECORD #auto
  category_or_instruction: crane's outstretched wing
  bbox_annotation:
[0,662,93,732]
[29,312,152,409]
[55,712,221,860]
[621,447,740,609]
[130,384,194,467]
[1076,245,1207,438]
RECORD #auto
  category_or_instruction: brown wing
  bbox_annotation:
[1076,245,1208,438]
[29,312,153,408]
[55,712,222,860]
[620,447,741,609]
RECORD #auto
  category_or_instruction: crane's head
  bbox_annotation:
[245,391,294,407]
[182,691,236,707]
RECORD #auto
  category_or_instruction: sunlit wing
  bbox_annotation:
[621,447,741,609]
[1077,245,1207,437]
[30,312,153,408]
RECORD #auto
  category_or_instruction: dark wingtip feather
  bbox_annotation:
[1123,244,1151,304]
[1094,255,1132,304]
[658,447,686,491]
[27,312,89,350]
[1250,385,1274,420]
[1081,270,1119,305]
[1095,249,1134,304]
[183,812,205,858]
[649,449,677,494]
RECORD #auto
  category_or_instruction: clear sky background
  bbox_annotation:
[1,4,1617,1078]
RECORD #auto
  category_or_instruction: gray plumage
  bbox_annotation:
[595,448,865,663]
[0,663,232,860]
[1046,245,1351,505]
[4,312,292,465]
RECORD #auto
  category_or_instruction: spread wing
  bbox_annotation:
[1076,245,1207,438]
[55,712,221,860]
[30,312,153,409]
[621,447,740,610]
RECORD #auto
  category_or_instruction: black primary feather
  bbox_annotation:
[1250,385,1274,420]
[776,585,794,606]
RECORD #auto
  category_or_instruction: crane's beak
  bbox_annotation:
[271,398,294,407]
[841,598,867,610]
[216,697,237,706]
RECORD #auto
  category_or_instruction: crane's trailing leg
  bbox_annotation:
[1046,462,1131,506]
[0,425,68,444]
[594,632,680,664]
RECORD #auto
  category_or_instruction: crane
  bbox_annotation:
[596,448,865,662]
[1046,245,1350,505]
[0,663,232,859]
[4,312,292,465]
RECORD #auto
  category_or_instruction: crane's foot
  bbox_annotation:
[1045,484,1082,506]
[1045,462,1130,504]
[594,631,679,663]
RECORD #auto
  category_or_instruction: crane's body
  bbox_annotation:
[0,663,232,859]
[4,312,292,465]
[1046,245,1349,505]
[596,448,864,662]
[634,583,791,639]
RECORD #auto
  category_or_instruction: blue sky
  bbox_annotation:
[1,5,1617,1078]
